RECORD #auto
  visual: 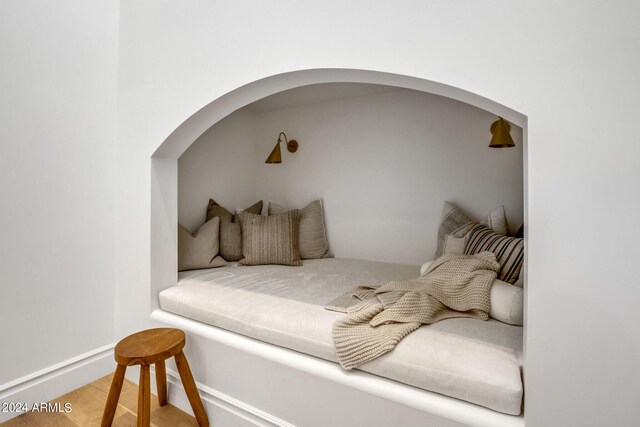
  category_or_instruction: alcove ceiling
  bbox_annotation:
[243,83,401,113]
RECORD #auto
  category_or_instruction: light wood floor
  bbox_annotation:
[1,373,199,426]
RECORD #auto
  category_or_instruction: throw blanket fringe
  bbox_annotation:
[331,252,499,369]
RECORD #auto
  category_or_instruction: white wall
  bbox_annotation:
[254,89,523,264]
[178,109,258,232]
[0,0,634,423]
[116,1,640,426]
[0,0,118,385]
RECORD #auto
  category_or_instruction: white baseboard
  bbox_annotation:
[150,367,294,427]
[0,344,116,423]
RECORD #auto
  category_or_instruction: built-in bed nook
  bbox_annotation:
[151,73,527,427]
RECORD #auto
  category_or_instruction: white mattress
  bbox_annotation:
[159,258,523,415]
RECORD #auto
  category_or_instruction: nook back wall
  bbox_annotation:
[256,89,524,264]
[179,89,524,265]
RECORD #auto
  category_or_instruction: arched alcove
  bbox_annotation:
[148,68,529,424]
[150,66,528,311]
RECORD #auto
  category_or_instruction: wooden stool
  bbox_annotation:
[101,328,209,427]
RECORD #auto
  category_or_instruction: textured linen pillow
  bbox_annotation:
[442,234,467,255]
[238,210,302,266]
[268,200,332,259]
[178,217,227,271]
[434,202,508,258]
[464,224,524,284]
[206,199,263,261]
[482,205,509,236]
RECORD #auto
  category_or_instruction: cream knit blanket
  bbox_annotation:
[330,252,500,369]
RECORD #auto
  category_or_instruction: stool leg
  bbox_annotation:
[175,351,209,426]
[155,360,167,406]
[137,365,151,427]
[101,364,126,427]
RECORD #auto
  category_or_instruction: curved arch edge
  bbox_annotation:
[152,68,527,159]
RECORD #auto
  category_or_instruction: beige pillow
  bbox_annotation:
[238,210,302,266]
[443,234,467,255]
[206,199,263,261]
[178,217,227,271]
[482,205,509,236]
[434,202,508,258]
[268,200,332,259]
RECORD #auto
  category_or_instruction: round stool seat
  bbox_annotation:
[102,327,209,426]
[114,328,185,366]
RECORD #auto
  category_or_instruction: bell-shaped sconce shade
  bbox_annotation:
[265,132,299,164]
[489,117,516,148]
[265,141,282,163]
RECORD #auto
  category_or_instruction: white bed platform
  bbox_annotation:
[151,309,524,427]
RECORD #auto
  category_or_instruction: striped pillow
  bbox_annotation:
[238,210,302,266]
[464,224,524,284]
[434,201,509,258]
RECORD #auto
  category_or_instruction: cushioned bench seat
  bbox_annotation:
[159,258,523,415]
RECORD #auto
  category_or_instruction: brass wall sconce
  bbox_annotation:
[489,117,515,148]
[265,132,299,163]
